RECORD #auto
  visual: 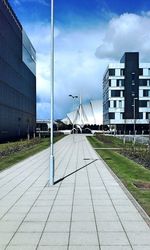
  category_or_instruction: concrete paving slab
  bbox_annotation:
[99,231,130,245]
[7,247,36,250]
[132,247,150,250]
[44,222,70,232]
[0,222,20,232]
[122,221,150,232]
[101,247,132,250]
[38,247,67,250]
[0,134,149,250]
[39,232,69,246]
[48,212,71,222]
[25,212,48,222]
[18,222,45,233]
[10,232,41,245]
[97,221,124,232]
[126,231,150,245]
[72,212,95,221]
[69,247,99,250]
[0,233,13,245]
[119,212,144,221]
[71,221,96,232]
[69,232,99,245]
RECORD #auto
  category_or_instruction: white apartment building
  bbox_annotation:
[103,52,150,133]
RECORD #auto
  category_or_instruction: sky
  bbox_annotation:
[9,0,150,120]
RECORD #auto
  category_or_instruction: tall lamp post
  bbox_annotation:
[49,0,54,186]
[133,97,138,145]
[69,95,78,136]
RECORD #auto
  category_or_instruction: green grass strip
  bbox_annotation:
[0,135,64,172]
[87,136,150,216]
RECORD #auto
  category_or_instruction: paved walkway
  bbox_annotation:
[0,135,149,250]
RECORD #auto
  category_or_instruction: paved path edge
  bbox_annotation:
[86,137,150,227]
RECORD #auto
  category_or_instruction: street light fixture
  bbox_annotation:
[69,94,78,98]
[69,95,78,136]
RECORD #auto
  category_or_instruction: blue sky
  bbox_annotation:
[9,0,150,119]
[10,0,150,26]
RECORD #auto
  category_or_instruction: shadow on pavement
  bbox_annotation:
[54,159,98,185]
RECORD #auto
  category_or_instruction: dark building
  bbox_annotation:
[0,0,36,141]
[36,120,49,132]
[103,52,150,133]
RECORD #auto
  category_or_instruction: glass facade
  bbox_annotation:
[0,1,36,141]
[22,30,36,75]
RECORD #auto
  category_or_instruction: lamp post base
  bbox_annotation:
[49,155,54,186]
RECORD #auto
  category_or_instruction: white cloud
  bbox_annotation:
[24,12,150,120]
[54,27,107,118]
[96,13,150,61]
[25,22,107,119]
[37,102,50,120]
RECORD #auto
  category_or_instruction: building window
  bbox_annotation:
[117,79,124,87]
[109,69,115,76]
[119,100,122,108]
[147,80,150,86]
[143,90,150,97]
[121,91,124,97]
[109,80,111,86]
[120,113,123,119]
[139,79,150,86]
[139,100,147,107]
[139,79,147,86]
[109,113,115,119]
[138,113,143,119]
[120,69,124,76]
[146,112,150,119]
[111,90,120,97]
[131,72,135,80]
[139,68,143,75]
[114,100,116,108]
[143,68,149,76]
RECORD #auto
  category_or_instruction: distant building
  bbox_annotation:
[0,0,36,141]
[103,52,150,133]
[62,100,103,126]
[36,120,50,132]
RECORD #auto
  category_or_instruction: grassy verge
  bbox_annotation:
[0,135,64,172]
[89,135,127,148]
[94,133,138,148]
[93,134,149,169]
[87,136,150,216]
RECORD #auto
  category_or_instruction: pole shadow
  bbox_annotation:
[54,159,98,185]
